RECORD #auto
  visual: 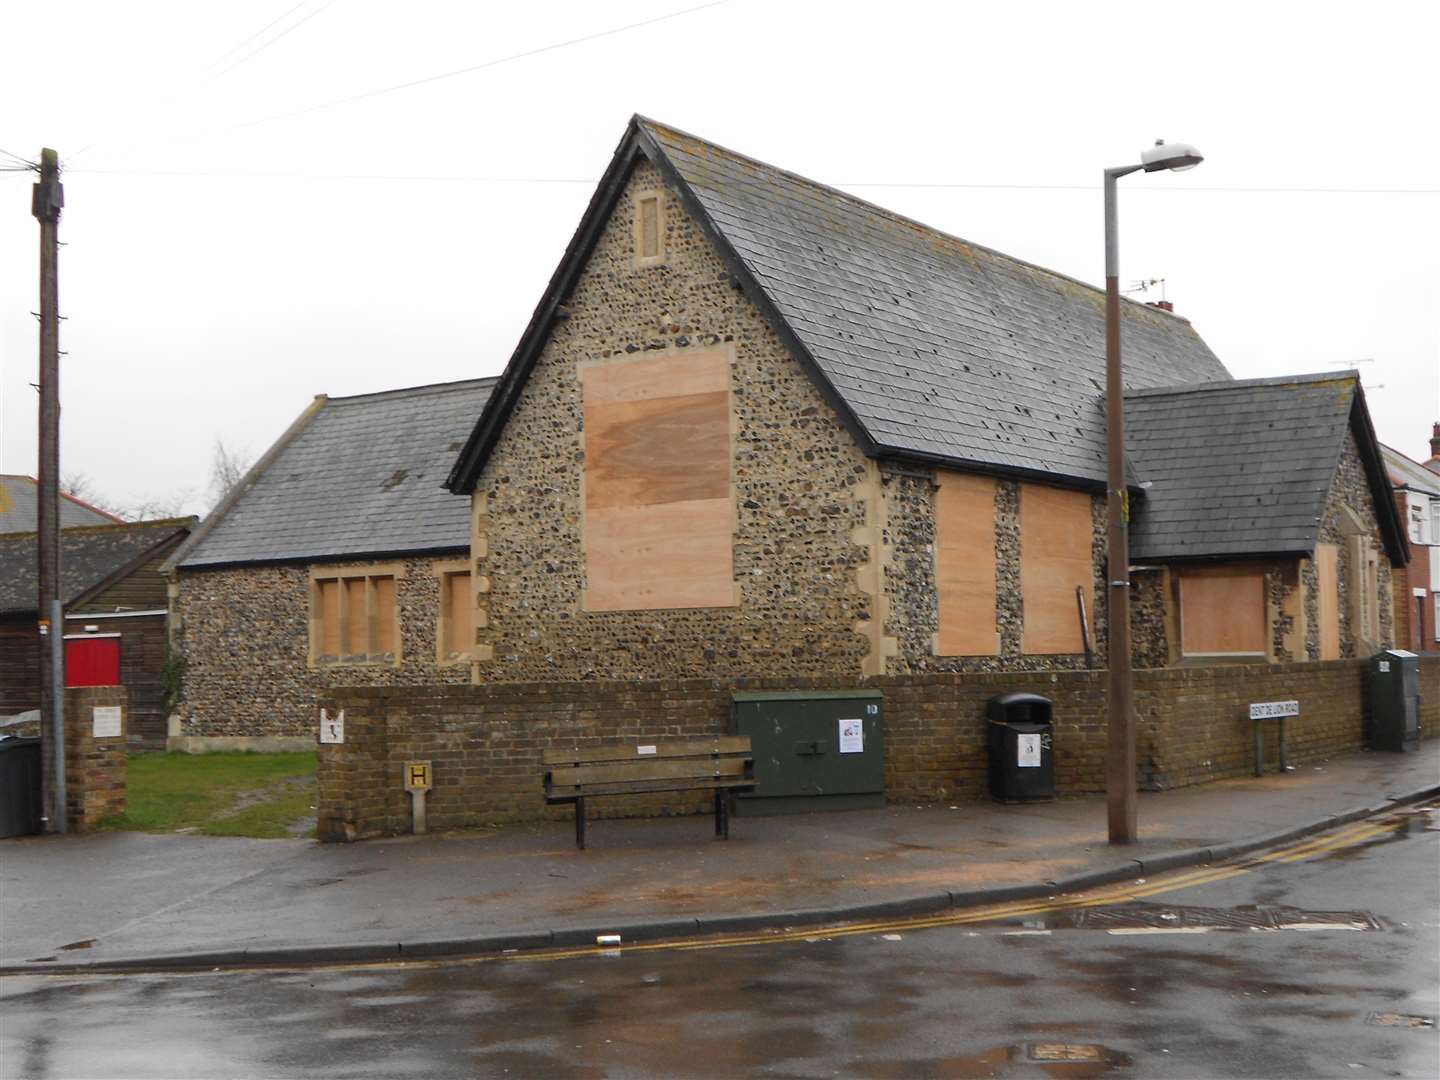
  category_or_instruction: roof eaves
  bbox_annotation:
[1349,385,1410,565]
[164,395,330,573]
[178,542,469,574]
[68,526,190,609]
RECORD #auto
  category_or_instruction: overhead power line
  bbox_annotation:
[210,0,337,80]
[98,0,732,160]
[62,167,1440,195]
[204,0,313,70]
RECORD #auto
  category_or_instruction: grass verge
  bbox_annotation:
[101,751,317,839]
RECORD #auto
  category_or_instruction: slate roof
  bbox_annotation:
[1382,445,1440,497]
[175,378,496,570]
[1126,372,1404,562]
[0,519,192,616]
[449,116,1231,493]
[0,474,123,534]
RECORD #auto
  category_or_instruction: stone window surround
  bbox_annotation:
[632,189,666,268]
[308,562,405,670]
[432,558,473,667]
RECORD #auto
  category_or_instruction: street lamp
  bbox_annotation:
[1103,139,1203,845]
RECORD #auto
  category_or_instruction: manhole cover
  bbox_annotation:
[1368,1012,1435,1029]
[1028,1043,1106,1062]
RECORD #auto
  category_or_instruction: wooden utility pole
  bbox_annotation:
[33,148,66,834]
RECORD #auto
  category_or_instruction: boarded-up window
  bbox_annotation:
[312,570,398,663]
[1019,484,1093,655]
[1179,566,1266,655]
[935,471,998,655]
[440,570,472,659]
[581,350,733,611]
[1316,544,1340,660]
[634,192,664,265]
[1348,536,1381,650]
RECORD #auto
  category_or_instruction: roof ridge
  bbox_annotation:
[1126,369,1358,400]
[636,115,1196,324]
[0,517,194,542]
[328,375,500,404]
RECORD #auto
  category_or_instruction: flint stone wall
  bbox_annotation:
[172,555,470,739]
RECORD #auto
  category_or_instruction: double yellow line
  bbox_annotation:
[502,811,1415,965]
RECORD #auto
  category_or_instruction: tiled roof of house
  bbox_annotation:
[0,474,123,534]
[1126,372,1401,561]
[0,519,192,616]
[449,116,1232,493]
[1382,444,1440,497]
[176,378,496,569]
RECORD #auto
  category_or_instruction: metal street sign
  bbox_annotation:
[1249,700,1299,720]
[404,761,433,792]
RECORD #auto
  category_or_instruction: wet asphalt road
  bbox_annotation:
[1,812,1436,1080]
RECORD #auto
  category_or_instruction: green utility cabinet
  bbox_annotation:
[730,690,884,815]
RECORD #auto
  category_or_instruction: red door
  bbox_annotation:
[66,636,121,687]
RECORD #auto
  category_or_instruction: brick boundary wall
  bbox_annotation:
[317,657,1438,841]
[44,685,129,831]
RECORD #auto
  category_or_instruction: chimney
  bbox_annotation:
[1429,421,1440,464]
[1146,300,1174,313]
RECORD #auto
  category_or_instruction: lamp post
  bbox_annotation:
[1103,139,1202,845]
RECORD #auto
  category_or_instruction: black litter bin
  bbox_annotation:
[1369,650,1421,752]
[987,693,1055,803]
[0,736,44,838]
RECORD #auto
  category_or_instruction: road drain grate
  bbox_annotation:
[1368,1012,1435,1029]
[1027,1043,1107,1062]
[1072,903,1378,931]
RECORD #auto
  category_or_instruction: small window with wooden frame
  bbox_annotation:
[309,564,402,667]
[1177,564,1266,661]
[633,190,665,268]
[433,559,474,665]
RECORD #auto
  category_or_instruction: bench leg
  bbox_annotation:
[575,797,586,850]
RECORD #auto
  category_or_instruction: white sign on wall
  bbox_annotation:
[92,706,122,739]
[838,718,864,754]
[1248,700,1299,720]
[319,708,345,744]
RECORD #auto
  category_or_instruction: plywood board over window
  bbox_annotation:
[309,565,402,666]
[1019,483,1093,655]
[1316,543,1340,660]
[580,348,735,611]
[934,471,998,655]
[1179,565,1266,656]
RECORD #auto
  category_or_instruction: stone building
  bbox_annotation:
[442,116,1406,683]
[164,378,495,749]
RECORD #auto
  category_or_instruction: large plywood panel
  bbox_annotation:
[446,571,472,655]
[581,350,734,612]
[1020,483,1093,655]
[319,580,340,656]
[1316,544,1340,660]
[935,471,998,655]
[580,350,729,405]
[585,499,733,611]
[584,391,729,507]
[1179,566,1266,655]
[373,576,396,655]
[344,578,368,655]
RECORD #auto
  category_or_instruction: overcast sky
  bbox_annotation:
[3,0,1437,516]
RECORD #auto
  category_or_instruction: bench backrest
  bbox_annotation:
[543,736,753,792]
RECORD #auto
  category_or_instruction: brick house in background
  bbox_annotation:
[163,378,496,750]
[0,518,193,748]
[441,116,1406,684]
[1384,437,1440,651]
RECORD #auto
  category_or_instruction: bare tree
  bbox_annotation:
[208,439,252,511]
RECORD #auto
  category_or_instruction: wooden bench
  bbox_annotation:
[542,737,756,850]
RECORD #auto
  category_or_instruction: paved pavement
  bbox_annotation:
[2,742,1436,973]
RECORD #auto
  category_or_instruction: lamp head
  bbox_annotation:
[1140,138,1203,172]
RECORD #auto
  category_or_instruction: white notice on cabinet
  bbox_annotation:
[92,706,122,739]
[1017,733,1041,768]
[839,718,864,754]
